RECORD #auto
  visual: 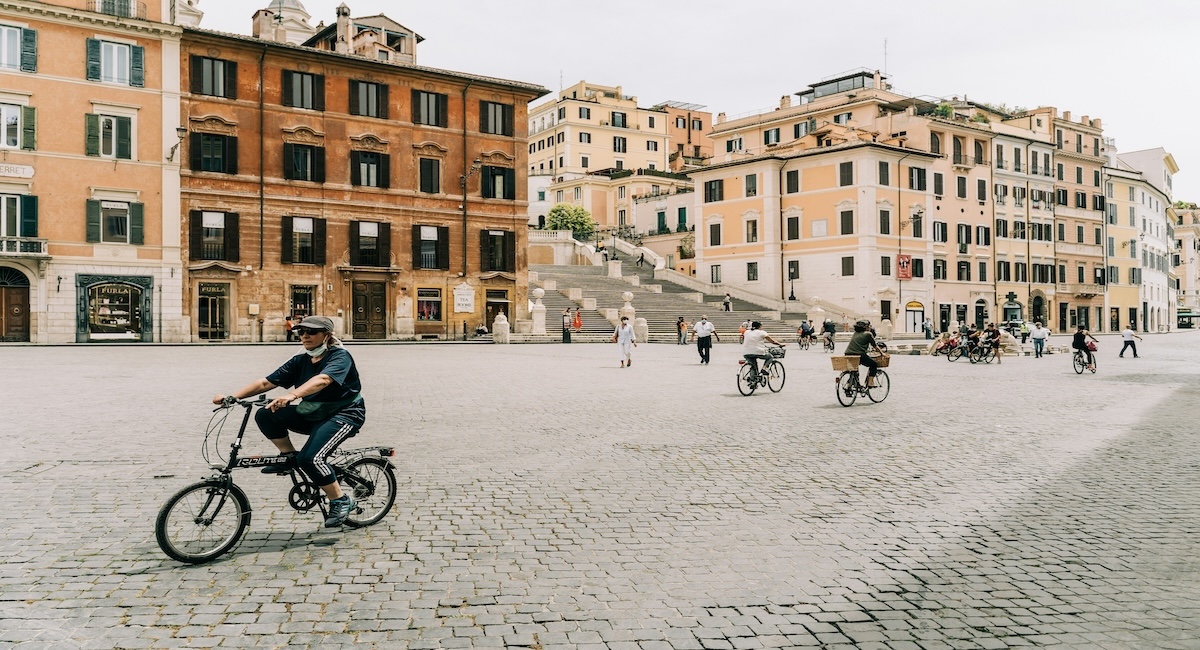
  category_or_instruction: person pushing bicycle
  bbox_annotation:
[843,319,886,387]
[741,321,783,379]
[211,315,365,527]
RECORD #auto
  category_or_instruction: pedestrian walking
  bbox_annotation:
[613,316,637,367]
[1020,321,1030,344]
[1029,321,1048,358]
[692,315,719,364]
[284,315,296,342]
[676,316,689,345]
[572,307,583,332]
[722,293,732,311]
[1119,325,1143,358]
[561,309,572,344]
[637,252,646,267]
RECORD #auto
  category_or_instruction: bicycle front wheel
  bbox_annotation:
[947,347,962,362]
[836,372,858,407]
[767,361,786,392]
[737,364,757,396]
[155,480,250,564]
[1089,357,1097,373]
[867,370,890,403]
[1073,353,1085,374]
[340,457,397,528]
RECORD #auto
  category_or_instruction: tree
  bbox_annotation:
[546,203,596,240]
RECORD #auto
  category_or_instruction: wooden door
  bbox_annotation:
[0,286,29,341]
[352,281,386,339]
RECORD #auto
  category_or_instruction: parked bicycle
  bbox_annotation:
[832,353,890,406]
[1073,343,1098,374]
[155,396,398,564]
[737,346,786,395]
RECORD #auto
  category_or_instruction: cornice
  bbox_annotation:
[0,0,182,38]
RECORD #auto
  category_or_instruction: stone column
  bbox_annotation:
[492,312,510,344]
[530,288,546,335]
[619,291,636,321]
[607,259,623,278]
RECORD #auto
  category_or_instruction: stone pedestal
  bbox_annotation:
[492,312,510,344]
[634,317,649,343]
[619,291,636,321]
[607,260,623,278]
[581,297,596,310]
[878,318,893,340]
[530,288,546,335]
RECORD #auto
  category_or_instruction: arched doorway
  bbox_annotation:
[0,266,30,342]
[1031,295,1045,326]
[905,301,924,335]
[974,299,988,328]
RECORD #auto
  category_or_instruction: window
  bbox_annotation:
[349,221,390,267]
[911,214,923,238]
[579,132,591,144]
[0,194,36,240]
[909,167,927,191]
[190,133,237,174]
[833,112,852,125]
[976,226,991,246]
[878,161,889,187]
[85,200,143,245]
[608,111,627,128]
[579,107,591,120]
[573,187,581,201]
[1094,227,1103,245]
[793,120,811,139]
[0,25,36,73]
[746,262,758,281]
[191,56,236,98]
[995,218,1008,239]
[613,136,627,153]
[978,261,987,282]
[478,100,514,136]
[956,176,967,199]
[412,90,448,127]
[933,221,947,243]
[1056,188,1068,205]
[1075,224,1084,243]
[933,259,946,280]
[703,180,724,203]
[675,116,685,128]
[786,170,799,193]
[280,216,324,264]
[881,256,891,276]
[879,209,890,235]
[1075,191,1087,208]
[1057,163,1064,180]
[840,211,854,235]
[912,258,925,278]
[708,223,722,246]
[189,211,238,261]
[930,133,941,155]
[282,70,324,110]
[1012,221,1025,239]
[419,158,440,194]
[841,256,855,276]
[1093,170,1101,187]
[85,114,132,160]
[839,162,853,186]
[745,220,758,243]
[618,186,626,199]
[710,264,722,283]
[1075,166,1083,184]
[1012,147,1022,171]
[283,143,324,182]
[481,166,515,200]
[957,223,971,245]
[350,151,389,188]
[677,207,687,231]
[412,225,449,269]
[1076,134,1082,153]
[957,261,970,281]
[692,119,702,130]
[416,288,442,322]
[1077,265,1085,283]
[481,229,515,272]
[555,190,563,202]
[646,140,658,151]
[726,137,743,152]
[557,107,566,120]
[764,128,780,145]
[580,155,589,168]
[786,216,799,240]
[932,172,943,196]
[86,39,143,87]
[745,174,757,197]
[977,179,986,201]
[1058,223,1065,241]
[0,103,33,150]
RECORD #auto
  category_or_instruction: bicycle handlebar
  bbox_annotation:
[213,395,269,412]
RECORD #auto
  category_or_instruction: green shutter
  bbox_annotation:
[85,114,100,156]
[313,147,325,183]
[379,154,390,189]
[224,213,239,263]
[85,39,100,81]
[188,210,202,260]
[280,217,293,264]
[129,203,144,245]
[130,45,144,88]
[189,132,202,170]
[116,116,132,160]
[349,151,361,186]
[19,28,36,73]
[377,222,390,267]
[20,106,35,150]
[348,80,360,115]
[86,200,101,242]
[19,195,37,237]
[282,143,294,179]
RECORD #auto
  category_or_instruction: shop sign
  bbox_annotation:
[453,282,475,313]
[0,163,33,178]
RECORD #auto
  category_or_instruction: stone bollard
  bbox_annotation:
[619,291,636,322]
[530,288,546,335]
[607,259,623,278]
[634,317,649,344]
[492,312,510,344]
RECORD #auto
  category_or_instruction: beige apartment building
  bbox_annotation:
[0,0,184,343]
[656,100,712,171]
[1176,207,1199,326]
[1116,147,1179,332]
[1051,111,1108,332]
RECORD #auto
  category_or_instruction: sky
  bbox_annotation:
[196,0,1200,202]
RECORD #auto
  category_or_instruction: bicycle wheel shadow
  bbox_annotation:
[134,528,343,570]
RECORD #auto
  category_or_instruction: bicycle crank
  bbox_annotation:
[288,482,321,511]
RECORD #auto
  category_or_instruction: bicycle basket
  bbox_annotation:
[768,347,786,359]
[831,356,859,371]
[870,353,891,368]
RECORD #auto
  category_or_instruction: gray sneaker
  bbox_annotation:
[324,495,355,527]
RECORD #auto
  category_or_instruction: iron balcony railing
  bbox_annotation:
[0,236,48,256]
[88,0,146,19]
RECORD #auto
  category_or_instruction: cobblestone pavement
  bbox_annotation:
[2,334,1199,649]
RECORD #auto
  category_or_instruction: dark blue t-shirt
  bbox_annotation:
[267,346,361,403]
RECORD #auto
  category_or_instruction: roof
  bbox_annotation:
[691,141,940,175]
[303,14,426,46]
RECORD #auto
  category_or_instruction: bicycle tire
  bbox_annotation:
[824,339,835,352]
[340,457,397,528]
[1073,353,1085,374]
[799,339,809,350]
[983,347,995,364]
[155,480,251,564]
[737,364,757,396]
[767,361,786,392]
[836,372,858,407]
[947,347,963,362]
[1090,357,1097,373]
[867,370,890,403]
[969,348,981,364]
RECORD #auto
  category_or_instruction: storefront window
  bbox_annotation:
[416,288,441,321]
[290,285,314,319]
[197,283,228,340]
[88,283,142,339]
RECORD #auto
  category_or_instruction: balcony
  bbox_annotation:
[88,0,147,19]
[952,154,985,169]
[0,236,48,257]
[1057,282,1104,298]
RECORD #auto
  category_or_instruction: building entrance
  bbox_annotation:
[352,281,386,339]
[197,283,229,340]
[0,267,30,342]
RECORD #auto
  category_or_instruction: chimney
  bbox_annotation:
[1093,117,1102,130]
[716,112,726,125]
[780,96,792,110]
[335,3,351,54]
[1080,115,1089,125]
[1062,111,1071,121]
[252,9,274,39]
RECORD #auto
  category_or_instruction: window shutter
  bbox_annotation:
[282,143,294,179]
[479,166,492,198]
[281,217,293,263]
[86,200,101,242]
[479,228,489,271]
[505,231,516,272]
[190,55,203,93]
[188,210,202,259]
[479,100,489,133]
[225,213,239,263]
[436,226,450,269]
[349,80,360,115]
[411,225,421,268]
[437,93,448,128]
[130,45,144,88]
[282,71,293,107]
[504,168,515,200]
[313,218,326,264]
[224,61,237,99]
[349,220,361,265]
[377,84,388,120]
[313,147,325,183]
[312,74,325,111]
[20,106,35,150]
[19,195,37,237]
[410,89,419,122]
[129,203,144,245]
[350,151,361,186]
[190,133,202,170]
[224,136,238,174]
[85,114,100,156]
[85,39,100,81]
[116,116,132,159]
[378,154,390,189]
[377,222,391,267]
[19,28,36,73]
[503,104,513,136]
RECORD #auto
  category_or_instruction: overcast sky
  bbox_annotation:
[197,0,1199,202]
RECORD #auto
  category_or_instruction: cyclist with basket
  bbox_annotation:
[1072,324,1099,371]
[843,319,886,387]
[742,321,783,380]
[211,315,364,527]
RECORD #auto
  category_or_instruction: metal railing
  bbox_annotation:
[88,0,146,19]
[0,236,48,256]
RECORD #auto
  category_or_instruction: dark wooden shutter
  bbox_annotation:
[313,147,325,183]
[282,143,294,179]
[19,195,37,237]
[224,136,238,174]
[349,221,361,265]
[85,39,100,81]
[410,89,420,123]
[313,218,326,264]
[86,200,101,242]
[411,225,421,268]
[480,166,493,198]
[281,217,293,263]
[349,80,360,115]
[189,55,203,93]
[378,84,388,119]
[505,231,516,272]
[188,210,202,260]
[436,226,450,269]
[116,116,132,159]
[282,71,294,107]
[378,154,390,189]
[377,222,390,267]
[350,151,361,186]
[224,60,237,99]
[312,74,325,111]
[129,203,144,245]
[479,100,489,133]
[84,114,100,156]
[479,228,489,271]
[504,169,515,200]
[130,45,144,88]
[190,133,202,170]
[20,106,34,150]
[225,213,240,263]
[502,104,513,136]
[437,93,448,128]
[19,28,36,73]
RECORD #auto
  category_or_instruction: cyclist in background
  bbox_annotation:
[742,321,783,380]
[1072,324,1099,371]
[821,319,837,350]
[843,319,886,387]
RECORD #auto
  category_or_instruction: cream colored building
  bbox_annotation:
[1175,207,1199,325]
[1051,110,1108,332]
[1116,147,1178,331]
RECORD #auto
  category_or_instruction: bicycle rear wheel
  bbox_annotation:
[737,364,757,396]
[1073,353,1085,374]
[983,347,996,364]
[339,457,397,527]
[867,370,890,403]
[947,347,962,362]
[155,480,250,564]
[836,372,858,407]
[767,361,786,392]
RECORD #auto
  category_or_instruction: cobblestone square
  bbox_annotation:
[2,335,1199,649]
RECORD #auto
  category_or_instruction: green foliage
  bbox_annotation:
[1173,201,1198,210]
[679,231,695,259]
[546,203,596,239]
[970,113,989,123]
[932,103,954,119]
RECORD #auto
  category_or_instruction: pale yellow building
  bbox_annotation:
[1175,207,1199,327]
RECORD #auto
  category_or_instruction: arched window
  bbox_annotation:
[974,141,984,165]
[930,133,941,155]
[953,137,964,164]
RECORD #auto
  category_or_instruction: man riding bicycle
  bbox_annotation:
[843,319,886,387]
[821,319,837,349]
[742,321,783,379]
[211,316,365,527]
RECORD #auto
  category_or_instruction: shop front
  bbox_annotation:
[0,266,30,342]
[77,274,153,342]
